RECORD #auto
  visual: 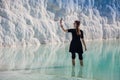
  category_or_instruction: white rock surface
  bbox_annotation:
[0,0,120,47]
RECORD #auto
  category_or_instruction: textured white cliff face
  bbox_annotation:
[0,0,120,47]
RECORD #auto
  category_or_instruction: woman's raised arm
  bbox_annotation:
[60,18,67,32]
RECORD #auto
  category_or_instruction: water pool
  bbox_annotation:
[0,40,120,80]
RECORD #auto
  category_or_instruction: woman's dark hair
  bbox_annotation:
[75,20,80,35]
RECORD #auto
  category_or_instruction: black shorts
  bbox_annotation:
[71,52,83,60]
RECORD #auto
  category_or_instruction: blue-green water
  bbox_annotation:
[0,40,120,80]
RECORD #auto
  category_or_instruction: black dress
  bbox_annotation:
[68,29,84,54]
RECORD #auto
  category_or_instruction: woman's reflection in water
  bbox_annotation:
[71,66,83,78]
[71,66,75,77]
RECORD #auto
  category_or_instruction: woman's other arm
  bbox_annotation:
[81,39,87,51]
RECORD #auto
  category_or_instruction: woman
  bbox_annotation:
[60,18,87,66]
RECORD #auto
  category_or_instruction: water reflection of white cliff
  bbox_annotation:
[0,43,71,70]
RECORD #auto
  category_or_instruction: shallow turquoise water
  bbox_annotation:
[0,40,120,80]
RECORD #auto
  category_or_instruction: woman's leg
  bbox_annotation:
[71,52,76,66]
[72,59,75,66]
[80,60,83,66]
[78,53,83,66]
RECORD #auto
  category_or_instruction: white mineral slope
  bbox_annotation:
[0,0,120,47]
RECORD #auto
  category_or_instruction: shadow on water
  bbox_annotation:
[0,40,120,80]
